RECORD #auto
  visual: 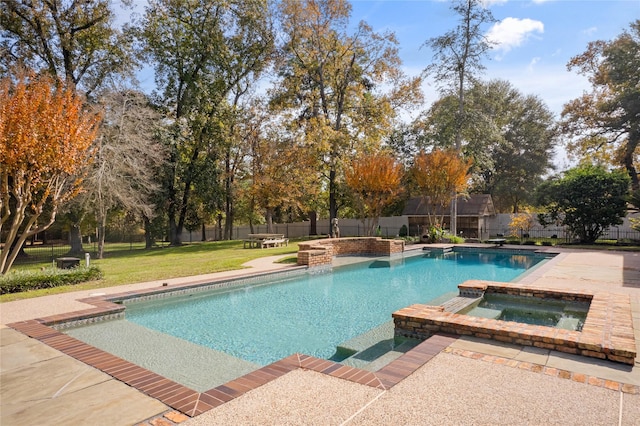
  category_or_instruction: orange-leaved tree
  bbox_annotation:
[0,73,100,274]
[345,152,404,236]
[411,149,472,230]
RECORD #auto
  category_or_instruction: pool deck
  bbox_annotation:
[2,245,640,425]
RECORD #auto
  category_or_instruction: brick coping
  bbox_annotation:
[8,318,638,421]
[7,318,455,417]
[394,280,637,365]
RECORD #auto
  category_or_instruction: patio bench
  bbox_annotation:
[261,238,288,249]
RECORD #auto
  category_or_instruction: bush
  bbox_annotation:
[399,224,408,237]
[0,266,102,295]
[445,234,465,244]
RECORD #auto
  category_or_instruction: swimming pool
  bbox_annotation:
[65,250,545,389]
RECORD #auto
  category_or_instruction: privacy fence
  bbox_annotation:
[8,214,640,265]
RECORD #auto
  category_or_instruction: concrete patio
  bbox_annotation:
[1,246,639,425]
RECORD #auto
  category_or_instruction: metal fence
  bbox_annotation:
[483,228,640,242]
[11,238,150,265]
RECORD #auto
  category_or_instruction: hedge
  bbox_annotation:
[0,266,103,295]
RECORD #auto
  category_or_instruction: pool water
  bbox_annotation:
[111,251,543,366]
[464,293,589,331]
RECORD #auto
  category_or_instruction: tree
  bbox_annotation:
[508,209,535,239]
[416,80,557,213]
[89,88,167,258]
[0,73,100,274]
[2,0,138,255]
[410,149,472,230]
[344,152,404,236]
[139,0,274,246]
[536,165,630,244]
[0,0,135,97]
[423,0,495,234]
[273,0,422,224]
[561,20,640,190]
[244,106,320,233]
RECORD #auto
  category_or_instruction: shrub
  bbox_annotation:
[0,266,102,294]
[446,235,465,244]
[536,166,630,243]
[399,224,408,237]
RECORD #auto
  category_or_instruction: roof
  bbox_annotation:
[402,194,496,217]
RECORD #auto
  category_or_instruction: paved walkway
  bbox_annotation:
[2,247,640,425]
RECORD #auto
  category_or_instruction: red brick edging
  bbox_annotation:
[7,320,455,417]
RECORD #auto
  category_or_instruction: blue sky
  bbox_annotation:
[348,0,638,119]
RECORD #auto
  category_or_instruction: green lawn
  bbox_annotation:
[1,240,299,302]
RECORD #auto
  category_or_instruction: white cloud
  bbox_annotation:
[481,0,508,6]
[487,17,544,54]
[527,56,541,72]
[582,26,598,35]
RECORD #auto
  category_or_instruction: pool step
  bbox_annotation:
[340,338,421,371]
[336,320,422,371]
[336,321,395,354]
[335,293,462,370]
[441,296,482,313]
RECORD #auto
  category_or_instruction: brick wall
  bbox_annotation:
[297,237,405,267]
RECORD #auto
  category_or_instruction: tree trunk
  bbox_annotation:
[68,224,85,256]
[623,132,639,190]
[265,208,274,233]
[309,211,317,235]
[224,151,234,240]
[329,168,338,223]
[144,216,155,249]
[169,214,180,246]
[96,221,106,259]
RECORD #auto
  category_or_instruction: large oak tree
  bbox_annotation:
[414,80,557,213]
[138,0,274,245]
[272,0,421,224]
[561,20,640,189]
[0,0,135,96]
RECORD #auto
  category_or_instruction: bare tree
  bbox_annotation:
[88,88,167,258]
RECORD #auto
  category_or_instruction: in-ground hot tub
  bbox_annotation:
[459,292,590,331]
[393,280,637,365]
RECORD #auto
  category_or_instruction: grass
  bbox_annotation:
[1,240,299,302]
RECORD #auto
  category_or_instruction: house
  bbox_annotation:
[402,194,496,239]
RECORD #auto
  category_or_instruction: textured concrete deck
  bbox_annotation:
[2,247,640,425]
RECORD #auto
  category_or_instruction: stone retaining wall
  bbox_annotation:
[297,237,405,267]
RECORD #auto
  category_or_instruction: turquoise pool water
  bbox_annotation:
[119,251,543,366]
